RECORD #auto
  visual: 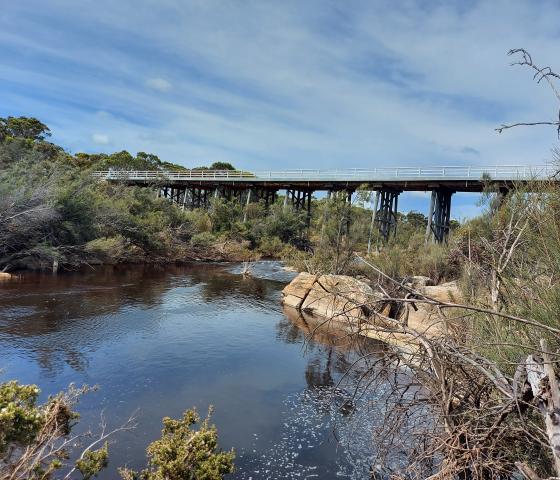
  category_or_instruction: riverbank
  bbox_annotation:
[1,238,269,273]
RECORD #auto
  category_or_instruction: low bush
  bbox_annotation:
[190,232,217,248]
[257,235,285,257]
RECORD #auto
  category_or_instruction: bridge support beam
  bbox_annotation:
[425,188,454,244]
[252,188,278,208]
[320,190,332,242]
[286,188,313,225]
[243,189,252,223]
[168,186,211,210]
[374,188,401,243]
[367,191,380,254]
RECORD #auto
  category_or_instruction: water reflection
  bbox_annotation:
[0,264,282,377]
[0,263,391,479]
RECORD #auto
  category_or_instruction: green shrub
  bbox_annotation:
[190,232,216,248]
[257,236,285,257]
[1,379,234,480]
[85,236,129,262]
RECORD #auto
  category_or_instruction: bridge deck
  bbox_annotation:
[93,165,555,192]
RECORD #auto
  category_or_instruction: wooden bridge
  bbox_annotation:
[93,164,555,245]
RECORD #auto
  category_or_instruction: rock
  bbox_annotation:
[0,272,13,280]
[301,274,374,321]
[281,272,317,309]
[405,275,433,289]
[282,273,463,347]
[423,281,460,303]
[399,281,462,337]
[282,273,376,321]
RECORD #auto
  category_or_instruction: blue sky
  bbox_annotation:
[1,0,559,218]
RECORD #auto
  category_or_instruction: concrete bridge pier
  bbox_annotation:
[425,187,454,244]
[344,188,354,234]
[367,191,380,254]
[374,188,401,243]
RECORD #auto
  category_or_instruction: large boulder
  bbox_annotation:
[282,273,463,346]
[423,281,461,303]
[302,274,376,321]
[282,273,377,321]
[398,281,462,337]
[281,272,317,310]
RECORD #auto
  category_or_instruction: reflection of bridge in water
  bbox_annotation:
[93,165,555,244]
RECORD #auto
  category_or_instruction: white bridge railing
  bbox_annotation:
[92,165,557,182]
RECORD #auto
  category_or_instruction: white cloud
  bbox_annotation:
[1,0,559,175]
[145,77,172,92]
[92,133,110,145]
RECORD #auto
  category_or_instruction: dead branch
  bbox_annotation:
[496,49,560,137]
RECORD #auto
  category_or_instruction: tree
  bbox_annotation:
[209,162,235,171]
[136,152,163,169]
[0,116,51,141]
[405,211,427,230]
[0,381,133,480]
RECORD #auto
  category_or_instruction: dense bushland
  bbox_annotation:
[1,116,445,274]
[0,117,314,271]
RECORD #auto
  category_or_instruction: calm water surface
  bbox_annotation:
[0,262,389,479]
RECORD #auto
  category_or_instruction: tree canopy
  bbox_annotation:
[0,116,51,141]
[209,162,236,170]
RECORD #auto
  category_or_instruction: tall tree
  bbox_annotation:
[0,116,51,141]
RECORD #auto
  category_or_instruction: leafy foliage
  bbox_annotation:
[0,116,51,141]
[1,379,233,480]
[119,408,234,480]
[0,115,460,276]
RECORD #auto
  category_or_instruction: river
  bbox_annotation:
[0,262,394,479]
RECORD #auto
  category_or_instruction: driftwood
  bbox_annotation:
[518,339,560,479]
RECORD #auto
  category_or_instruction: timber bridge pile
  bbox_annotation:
[93,165,555,244]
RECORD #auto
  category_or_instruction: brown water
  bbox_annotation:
[0,262,391,479]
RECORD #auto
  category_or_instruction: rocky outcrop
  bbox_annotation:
[282,272,317,310]
[282,273,379,322]
[398,281,461,338]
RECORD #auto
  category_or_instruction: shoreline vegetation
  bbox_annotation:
[0,116,458,276]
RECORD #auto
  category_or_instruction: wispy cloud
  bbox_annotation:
[0,1,558,180]
[92,133,110,145]
[145,78,172,92]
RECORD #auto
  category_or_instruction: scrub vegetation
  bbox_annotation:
[0,115,448,274]
[0,381,234,480]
